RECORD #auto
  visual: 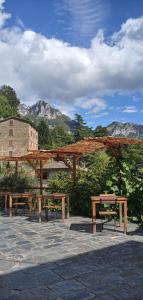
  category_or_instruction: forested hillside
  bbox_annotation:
[0,85,143,151]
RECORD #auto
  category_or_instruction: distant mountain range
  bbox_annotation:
[107,122,143,138]
[18,100,74,131]
[18,100,143,138]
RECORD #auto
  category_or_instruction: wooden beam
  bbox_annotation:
[42,159,51,168]
[56,155,73,171]
[40,160,43,195]
[72,156,80,188]
[27,159,40,177]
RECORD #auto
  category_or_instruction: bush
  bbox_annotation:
[48,152,110,217]
[48,148,143,223]
[0,173,36,192]
[105,158,143,223]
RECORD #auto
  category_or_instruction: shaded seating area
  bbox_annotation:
[0,191,70,224]
[0,137,143,235]
[9,193,37,216]
[0,137,143,299]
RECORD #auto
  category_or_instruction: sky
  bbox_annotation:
[0,0,143,128]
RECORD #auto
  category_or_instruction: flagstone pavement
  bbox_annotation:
[0,213,143,300]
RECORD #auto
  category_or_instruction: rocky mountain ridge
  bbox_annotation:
[19,100,63,119]
[107,121,143,138]
[18,100,72,130]
[18,101,143,137]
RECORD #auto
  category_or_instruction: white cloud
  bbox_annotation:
[112,17,143,43]
[0,0,11,28]
[132,95,142,102]
[54,102,76,117]
[61,0,107,40]
[0,0,5,9]
[122,106,138,113]
[94,111,109,118]
[75,97,107,113]
[0,3,143,115]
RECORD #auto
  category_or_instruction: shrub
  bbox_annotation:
[48,152,110,217]
[0,173,36,192]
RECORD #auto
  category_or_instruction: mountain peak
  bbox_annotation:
[108,121,123,127]
[35,100,50,107]
[18,99,72,131]
[107,121,143,138]
[29,100,62,119]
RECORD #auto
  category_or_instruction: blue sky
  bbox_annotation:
[1,0,143,128]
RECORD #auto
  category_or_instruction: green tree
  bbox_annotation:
[37,118,51,149]
[0,94,14,118]
[51,126,73,148]
[0,85,20,114]
[38,120,73,150]
[73,114,93,141]
[94,125,109,137]
[48,151,110,216]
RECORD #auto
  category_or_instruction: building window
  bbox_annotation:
[38,169,49,179]
[9,120,14,126]
[41,170,49,179]
[9,151,13,157]
[9,140,13,146]
[9,129,13,136]
[43,171,49,179]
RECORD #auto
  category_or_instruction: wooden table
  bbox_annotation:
[91,196,128,234]
[0,192,11,211]
[37,193,70,222]
[9,193,37,217]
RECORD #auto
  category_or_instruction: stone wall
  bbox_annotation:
[0,118,38,156]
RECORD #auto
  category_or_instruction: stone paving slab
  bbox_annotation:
[0,213,143,299]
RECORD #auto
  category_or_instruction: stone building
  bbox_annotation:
[0,117,38,157]
[40,160,69,180]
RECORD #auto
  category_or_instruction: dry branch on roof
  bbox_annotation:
[0,137,142,161]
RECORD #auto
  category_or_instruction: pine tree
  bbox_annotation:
[73,114,93,141]
[0,85,20,114]
[0,95,14,118]
[94,125,109,137]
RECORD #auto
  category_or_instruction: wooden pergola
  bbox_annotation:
[0,137,143,193]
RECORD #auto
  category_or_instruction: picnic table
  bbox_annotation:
[91,196,128,234]
[37,193,70,222]
[0,192,12,211]
[8,193,37,217]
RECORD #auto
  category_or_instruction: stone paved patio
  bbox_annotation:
[0,213,143,300]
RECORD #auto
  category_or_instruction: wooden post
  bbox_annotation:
[62,196,65,222]
[4,194,8,212]
[73,156,77,188]
[40,160,43,195]
[38,195,42,223]
[66,195,70,219]
[119,203,123,226]
[124,199,128,234]
[92,201,96,234]
[9,194,12,217]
